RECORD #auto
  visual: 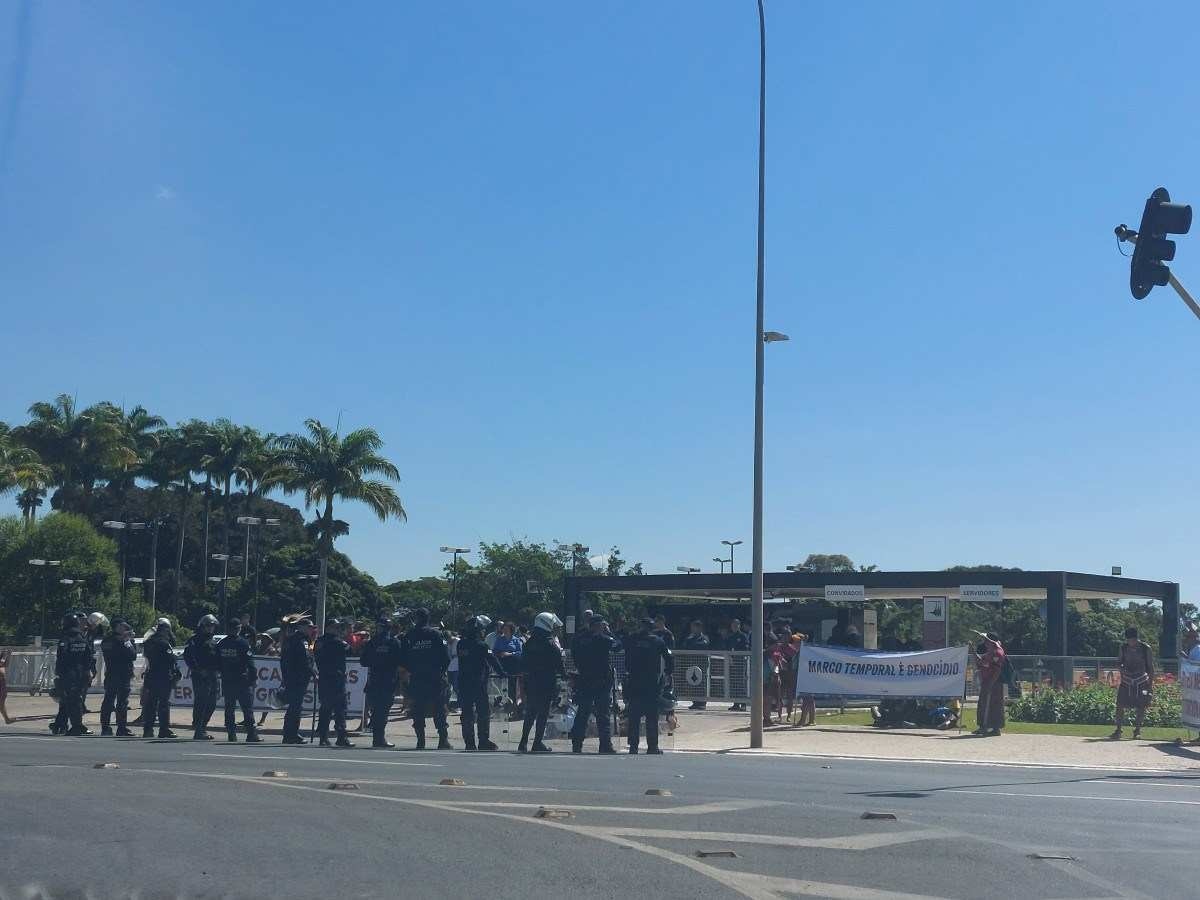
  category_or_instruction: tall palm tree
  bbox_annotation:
[100,404,166,513]
[276,419,406,620]
[1,422,52,526]
[16,394,121,515]
[201,418,253,573]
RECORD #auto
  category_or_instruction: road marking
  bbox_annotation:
[428,798,777,815]
[599,826,947,850]
[184,753,443,767]
[942,788,1200,806]
[1084,778,1200,790]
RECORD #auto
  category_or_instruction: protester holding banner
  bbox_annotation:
[973,632,1005,737]
[1111,627,1154,740]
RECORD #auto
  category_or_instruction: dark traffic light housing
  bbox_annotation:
[1130,187,1192,299]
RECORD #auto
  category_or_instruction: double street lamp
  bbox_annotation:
[721,539,743,573]
[713,557,732,574]
[102,521,146,613]
[237,516,281,626]
[439,546,471,624]
[209,553,243,623]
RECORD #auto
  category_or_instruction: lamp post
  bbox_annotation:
[102,520,146,614]
[127,576,154,608]
[209,553,243,623]
[439,546,472,624]
[28,558,62,637]
[713,557,727,574]
[297,574,320,621]
[237,516,281,627]
[722,540,743,573]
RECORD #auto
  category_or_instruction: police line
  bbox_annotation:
[794,644,968,699]
[170,657,368,716]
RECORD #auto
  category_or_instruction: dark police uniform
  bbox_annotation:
[314,631,352,745]
[570,629,619,752]
[141,630,177,737]
[400,624,452,748]
[279,629,315,742]
[100,631,136,733]
[623,629,673,753]
[518,629,565,751]
[360,629,404,747]
[183,631,221,738]
[55,623,94,735]
[217,631,260,741]
[456,633,503,750]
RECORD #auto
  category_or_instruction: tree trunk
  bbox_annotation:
[316,496,334,630]
[201,476,212,596]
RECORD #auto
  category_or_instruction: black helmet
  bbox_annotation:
[413,607,430,626]
[61,613,79,631]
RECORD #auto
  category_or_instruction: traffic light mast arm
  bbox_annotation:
[1116,226,1200,322]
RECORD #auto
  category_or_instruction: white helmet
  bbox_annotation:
[156,617,172,629]
[197,614,219,628]
[533,612,562,633]
[87,612,109,628]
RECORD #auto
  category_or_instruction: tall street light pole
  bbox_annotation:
[103,520,145,615]
[713,557,727,574]
[28,558,62,637]
[238,516,280,627]
[722,539,743,573]
[297,574,320,620]
[440,546,471,624]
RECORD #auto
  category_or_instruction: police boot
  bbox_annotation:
[159,729,178,739]
[463,737,477,751]
[227,732,239,743]
[116,727,135,737]
[517,741,528,753]
[571,740,583,754]
[531,742,553,753]
[143,726,154,738]
[437,732,453,751]
[245,729,263,743]
[193,730,213,741]
[319,734,332,747]
[415,731,426,750]
[599,743,617,754]
[335,736,355,748]
[67,726,93,736]
[101,726,113,736]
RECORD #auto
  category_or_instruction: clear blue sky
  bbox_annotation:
[4,2,1200,593]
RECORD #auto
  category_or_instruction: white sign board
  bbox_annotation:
[825,584,866,603]
[959,584,1003,603]
[170,656,367,715]
[795,644,968,699]
[1182,659,1200,729]
[923,597,947,622]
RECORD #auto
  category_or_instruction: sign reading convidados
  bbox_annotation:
[795,644,968,699]
[1181,659,1200,729]
[959,584,1003,603]
[170,656,367,715]
[825,584,866,603]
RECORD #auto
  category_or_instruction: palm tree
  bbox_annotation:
[201,419,253,588]
[16,394,121,515]
[100,404,166,513]
[276,419,406,621]
[1,423,52,526]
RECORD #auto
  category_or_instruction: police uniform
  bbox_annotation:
[100,630,137,735]
[518,629,565,752]
[570,625,619,753]
[400,622,452,749]
[217,629,260,742]
[360,625,404,748]
[142,628,178,738]
[183,631,221,739]
[456,630,503,751]
[280,627,315,743]
[55,622,94,736]
[314,626,353,746]
[623,624,673,753]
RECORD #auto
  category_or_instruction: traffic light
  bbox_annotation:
[1130,187,1192,299]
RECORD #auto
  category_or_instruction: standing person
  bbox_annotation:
[446,631,460,711]
[361,617,404,748]
[217,618,261,743]
[314,619,354,748]
[1112,626,1155,740]
[456,615,503,751]
[99,620,137,736]
[492,623,524,718]
[680,620,710,710]
[726,618,750,711]
[973,632,1006,737]
[0,649,14,725]
[400,607,453,750]
[49,612,85,734]
[652,614,675,650]
[183,615,221,741]
[54,614,94,736]
[517,612,565,754]
[141,619,178,739]
[280,618,316,745]
[570,615,619,754]
[624,618,673,754]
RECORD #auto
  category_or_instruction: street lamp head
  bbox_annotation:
[722,539,743,547]
[207,576,224,583]
[28,558,46,566]
[676,566,701,574]
[47,560,61,567]
[763,331,790,343]
[59,578,75,585]
[102,521,125,530]
[236,516,260,526]
[128,522,146,531]
[265,518,281,526]
[211,553,229,561]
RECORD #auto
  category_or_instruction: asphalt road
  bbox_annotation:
[0,729,1194,900]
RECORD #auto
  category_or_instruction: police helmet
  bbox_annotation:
[198,614,219,628]
[412,607,430,626]
[533,612,562,633]
[87,612,110,629]
[61,613,79,630]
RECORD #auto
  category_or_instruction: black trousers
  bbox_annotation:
[409,681,449,737]
[57,673,86,732]
[570,681,613,746]
[222,679,255,734]
[143,680,172,734]
[626,691,659,751]
[459,689,490,746]
[519,685,553,747]
[367,690,394,745]
[100,677,131,728]
[283,679,310,739]
[191,672,219,733]
[317,680,348,739]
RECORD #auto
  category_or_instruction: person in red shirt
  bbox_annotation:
[973,632,1006,736]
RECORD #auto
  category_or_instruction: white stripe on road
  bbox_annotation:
[428,798,778,815]
[184,753,443,767]
[942,788,1200,806]
[599,826,946,850]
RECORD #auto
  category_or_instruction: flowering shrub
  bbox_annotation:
[1008,682,1182,727]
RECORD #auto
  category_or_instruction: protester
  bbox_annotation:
[446,630,460,710]
[0,648,13,725]
[680,620,709,710]
[973,632,1005,737]
[1112,626,1155,740]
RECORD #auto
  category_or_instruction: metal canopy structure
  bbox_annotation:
[564,570,1181,659]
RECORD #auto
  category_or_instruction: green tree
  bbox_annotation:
[1,421,52,527]
[15,395,123,516]
[798,553,858,573]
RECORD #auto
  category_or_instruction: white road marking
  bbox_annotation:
[739,872,954,900]
[124,768,557,792]
[600,826,947,851]
[184,753,443,767]
[429,798,778,815]
[1082,778,1200,790]
[942,788,1200,806]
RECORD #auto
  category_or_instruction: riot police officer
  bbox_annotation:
[623,618,673,754]
[217,618,261,743]
[456,615,503,751]
[55,613,94,736]
[517,612,565,754]
[142,618,179,739]
[314,618,354,748]
[280,618,316,744]
[100,619,137,736]
[183,614,221,741]
[361,617,404,748]
[400,608,452,750]
[570,614,619,754]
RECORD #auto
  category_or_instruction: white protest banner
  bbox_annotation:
[960,585,1003,603]
[795,644,967,699]
[1181,658,1200,729]
[825,584,866,603]
[171,656,367,715]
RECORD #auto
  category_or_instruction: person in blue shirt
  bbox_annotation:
[492,623,524,716]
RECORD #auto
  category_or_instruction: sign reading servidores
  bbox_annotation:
[795,644,968,699]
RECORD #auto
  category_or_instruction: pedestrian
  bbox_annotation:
[99,619,137,736]
[652,614,675,650]
[361,616,404,748]
[400,607,453,750]
[142,618,179,739]
[623,618,673,754]
[183,614,222,741]
[51,613,93,736]
[517,612,565,753]
[0,648,14,725]
[280,618,316,744]
[973,632,1006,737]
[447,630,460,710]
[570,614,619,754]
[493,622,524,718]
[1112,626,1155,740]
[680,620,710,710]
[314,619,355,748]
[49,612,88,734]
[456,615,503,751]
[726,618,750,711]
[217,618,262,743]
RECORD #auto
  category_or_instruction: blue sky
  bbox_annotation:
[3,2,1200,592]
